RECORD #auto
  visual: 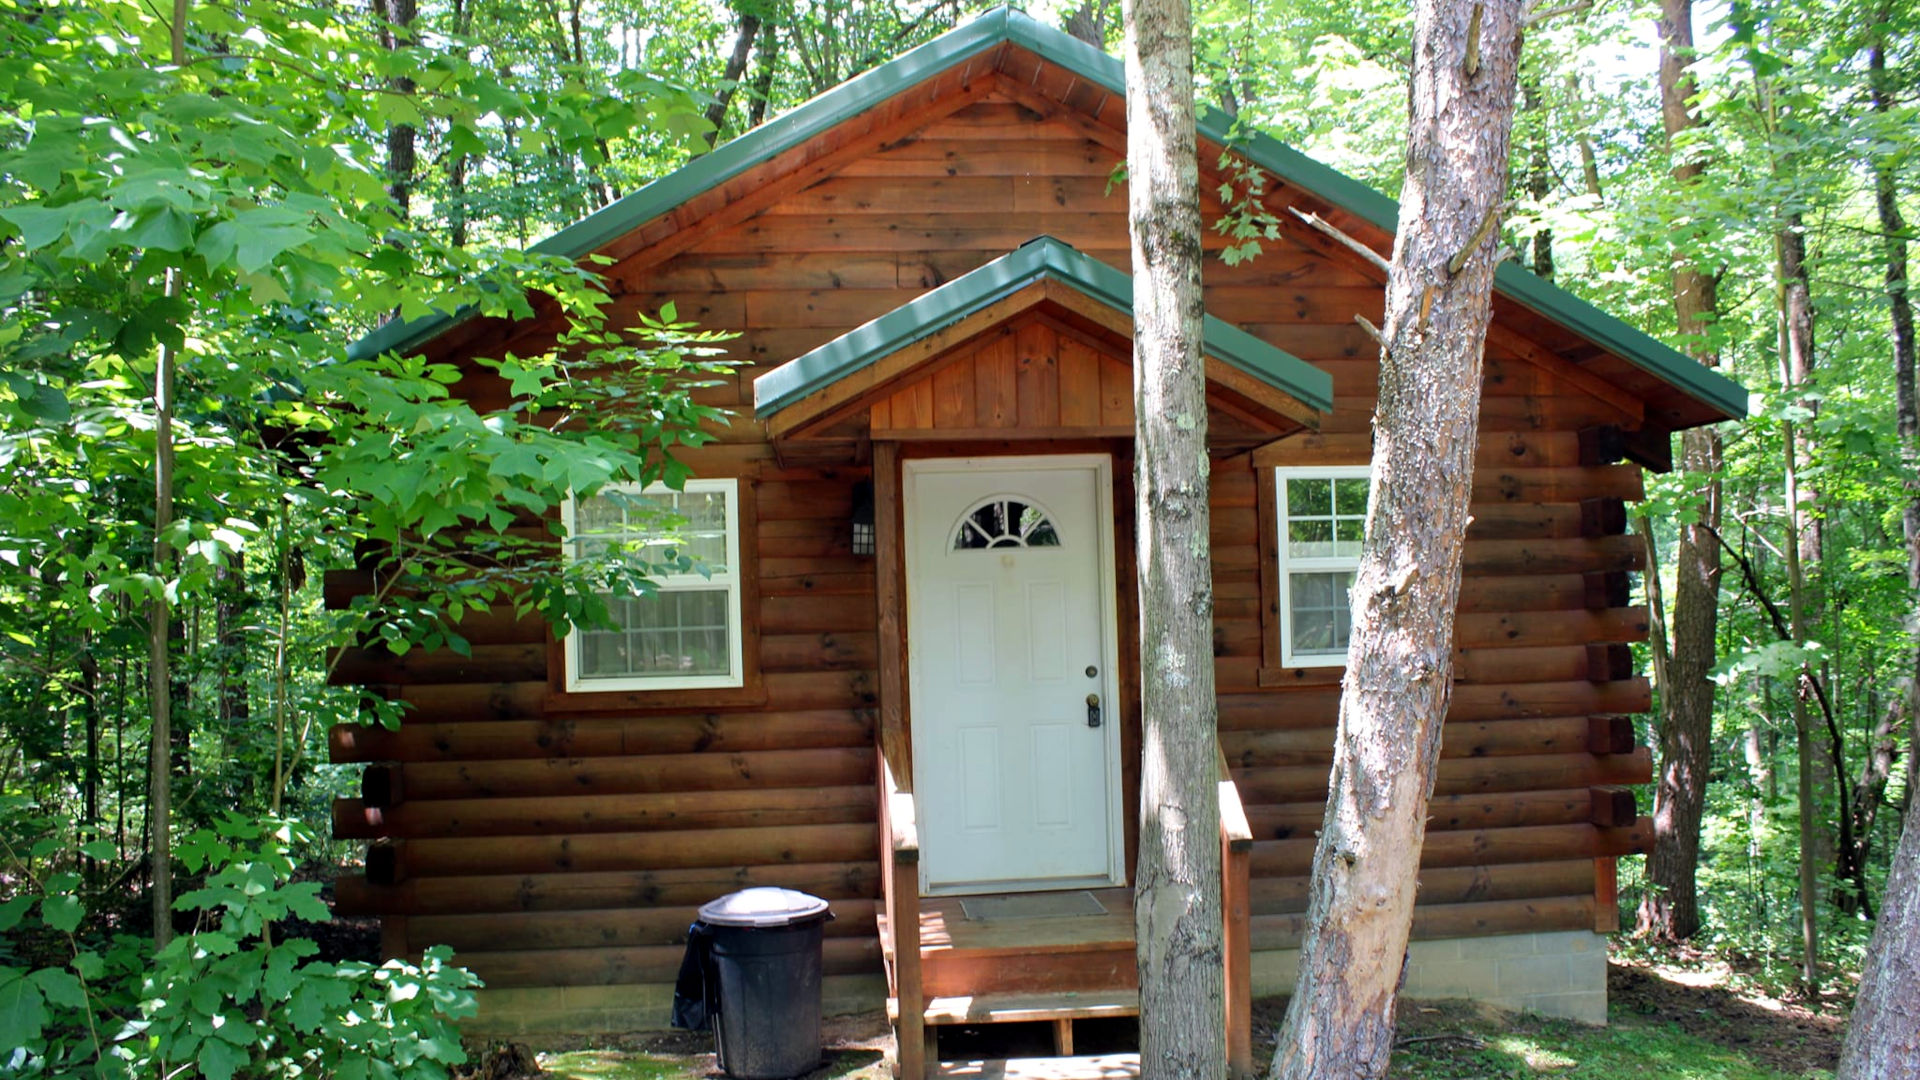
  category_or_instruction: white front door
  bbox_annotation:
[905,455,1123,895]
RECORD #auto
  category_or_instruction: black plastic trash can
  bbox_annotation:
[697,887,833,1080]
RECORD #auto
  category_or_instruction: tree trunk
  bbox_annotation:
[1522,76,1553,281]
[1637,0,1722,943]
[447,0,473,248]
[1836,788,1920,1078]
[746,18,781,128]
[1776,214,1823,989]
[1563,74,1603,200]
[373,0,417,218]
[149,269,177,949]
[704,6,764,147]
[1065,0,1111,47]
[1120,2,1223,1079]
[1872,7,1920,891]
[1269,2,1523,1076]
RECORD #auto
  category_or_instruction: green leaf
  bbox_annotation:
[198,1034,250,1080]
[0,897,33,933]
[0,204,77,252]
[125,204,196,252]
[28,968,87,1010]
[0,970,47,1050]
[40,893,83,934]
[80,840,116,861]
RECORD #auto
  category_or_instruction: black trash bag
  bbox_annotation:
[670,922,719,1031]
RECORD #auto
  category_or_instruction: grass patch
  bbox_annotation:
[540,1047,888,1080]
[1389,1010,1835,1080]
[542,1051,694,1080]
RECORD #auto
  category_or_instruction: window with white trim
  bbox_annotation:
[562,478,743,691]
[1274,466,1370,667]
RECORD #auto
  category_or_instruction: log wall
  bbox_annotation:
[328,92,1654,1021]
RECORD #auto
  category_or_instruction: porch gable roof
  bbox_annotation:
[751,237,1334,430]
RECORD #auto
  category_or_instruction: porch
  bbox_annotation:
[876,747,1255,1080]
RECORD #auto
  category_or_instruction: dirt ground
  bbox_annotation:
[1243,958,1844,1077]
[1606,958,1843,1076]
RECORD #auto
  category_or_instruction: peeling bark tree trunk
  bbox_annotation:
[1120,0,1223,1078]
[1836,788,1920,1078]
[1268,2,1523,1076]
[1638,0,1722,943]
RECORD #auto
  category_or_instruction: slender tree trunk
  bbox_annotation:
[1522,76,1553,281]
[1563,74,1603,200]
[271,503,295,816]
[1776,215,1823,989]
[1270,3,1522,1076]
[1638,0,1722,943]
[746,18,781,128]
[148,268,177,949]
[373,0,417,218]
[1836,788,1920,1078]
[1871,13,1920,894]
[703,6,764,147]
[1120,2,1223,1079]
[447,0,472,248]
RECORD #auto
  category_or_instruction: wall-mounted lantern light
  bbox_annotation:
[851,480,876,557]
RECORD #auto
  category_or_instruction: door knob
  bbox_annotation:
[1086,693,1102,728]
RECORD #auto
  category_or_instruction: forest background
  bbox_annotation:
[0,0,1914,1071]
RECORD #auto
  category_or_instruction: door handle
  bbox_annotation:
[1086,693,1102,728]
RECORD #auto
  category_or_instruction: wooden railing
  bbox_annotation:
[878,742,924,1079]
[1218,741,1255,1080]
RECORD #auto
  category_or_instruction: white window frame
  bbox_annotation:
[1274,465,1371,668]
[561,478,744,692]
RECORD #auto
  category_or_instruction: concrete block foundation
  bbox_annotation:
[1253,930,1611,1025]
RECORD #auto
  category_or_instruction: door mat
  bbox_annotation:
[960,891,1107,921]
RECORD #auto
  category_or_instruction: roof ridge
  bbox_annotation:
[351,4,1747,422]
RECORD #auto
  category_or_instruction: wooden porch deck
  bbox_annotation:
[877,749,1253,1080]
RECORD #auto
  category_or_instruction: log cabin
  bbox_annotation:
[327,8,1749,1073]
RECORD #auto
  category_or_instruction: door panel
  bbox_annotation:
[906,456,1120,894]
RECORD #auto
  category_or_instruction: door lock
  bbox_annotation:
[1086,693,1102,728]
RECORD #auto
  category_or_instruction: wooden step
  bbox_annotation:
[923,990,1140,1026]
[935,1054,1141,1080]
[918,888,1138,998]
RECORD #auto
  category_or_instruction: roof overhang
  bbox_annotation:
[351,6,1747,428]
[751,237,1333,439]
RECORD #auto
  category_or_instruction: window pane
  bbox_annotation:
[1288,478,1332,515]
[954,499,1061,550]
[577,586,733,682]
[1290,609,1336,653]
[1334,518,1365,558]
[1288,518,1333,559]
[1334,478,1369,515]
[1289,571,1354,655]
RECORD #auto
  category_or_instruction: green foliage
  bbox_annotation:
[1,815,478,1080]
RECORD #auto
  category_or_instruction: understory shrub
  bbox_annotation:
[1,815,478,1079]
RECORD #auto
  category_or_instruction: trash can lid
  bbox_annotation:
[698,887,831,928]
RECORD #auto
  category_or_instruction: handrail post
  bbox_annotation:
[880,746,924,1078]
[1218,742,1254,1080]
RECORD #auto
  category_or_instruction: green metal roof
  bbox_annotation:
[351,6,1747,422]
[751,236,1333,418]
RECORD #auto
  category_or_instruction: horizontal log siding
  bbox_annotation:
[333,468,884,992]
[330,93,1653,1014]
